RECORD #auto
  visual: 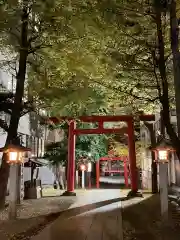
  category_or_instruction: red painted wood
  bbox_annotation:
[98,121,104,130]
[67,121,76,192]
[96,161,100,188]
[127,120,138,192]
[124,160,129,187]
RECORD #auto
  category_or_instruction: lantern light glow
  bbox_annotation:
[7,151,23,164]
[0,143,31,164]
[80,164,86,171]
[158,150,168,161]
[9,152,18,162]
[150,138,175,163]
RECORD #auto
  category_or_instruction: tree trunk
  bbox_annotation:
[155,5,180,160]
[144,122,158,193]
[0,2,28,209]
[169,0,180,137]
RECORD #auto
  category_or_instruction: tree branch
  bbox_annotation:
[91,79,159,103]
[151,50,162,99]
[28,44,52,54]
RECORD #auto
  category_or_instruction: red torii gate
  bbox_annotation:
[48,114,155,197]
[96,156,129,188]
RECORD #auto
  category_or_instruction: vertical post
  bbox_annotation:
[98,121,104,130]
[82,170,85,189]
[96,160,100,188]
[124,158,129,187]
[75,170,79,188]
[127,119,138,193]
[159,163,168,222]
[63,120,76,196]
[87,162,92,188]
[9,164,18,220]
[88,172,91,188]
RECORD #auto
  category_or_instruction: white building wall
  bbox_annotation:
[23,167,55,185]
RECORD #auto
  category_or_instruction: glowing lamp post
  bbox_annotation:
[80,164,86,189]
[0,144,31,164]
[80,164,86,171]
[0,143,31,220]
[87,162,92,188]
[151,138,175,222]
[87,153,92,188]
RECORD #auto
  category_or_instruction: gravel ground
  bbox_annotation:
[0,195,75,240]
[122,194,180,240]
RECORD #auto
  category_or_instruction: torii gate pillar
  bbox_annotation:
[127,120,138,194]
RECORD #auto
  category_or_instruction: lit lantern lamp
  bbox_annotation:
[149,137,175,221]
[150,137,175,164]
[0,142,31,220]
[158,150,168,161]
[0,143,31,164]
[80,164,86,171]
[80,164,86,189]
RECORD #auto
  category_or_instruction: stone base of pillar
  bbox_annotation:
[127,190,143,198]
[61,191,76,196]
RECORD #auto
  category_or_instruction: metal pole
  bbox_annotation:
[9,164,18,220]
[159,163,168,222]
[82,170,85,189]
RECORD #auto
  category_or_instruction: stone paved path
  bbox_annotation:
[31,189,127,240]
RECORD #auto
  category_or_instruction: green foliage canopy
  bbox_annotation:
[44,122,108,166]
